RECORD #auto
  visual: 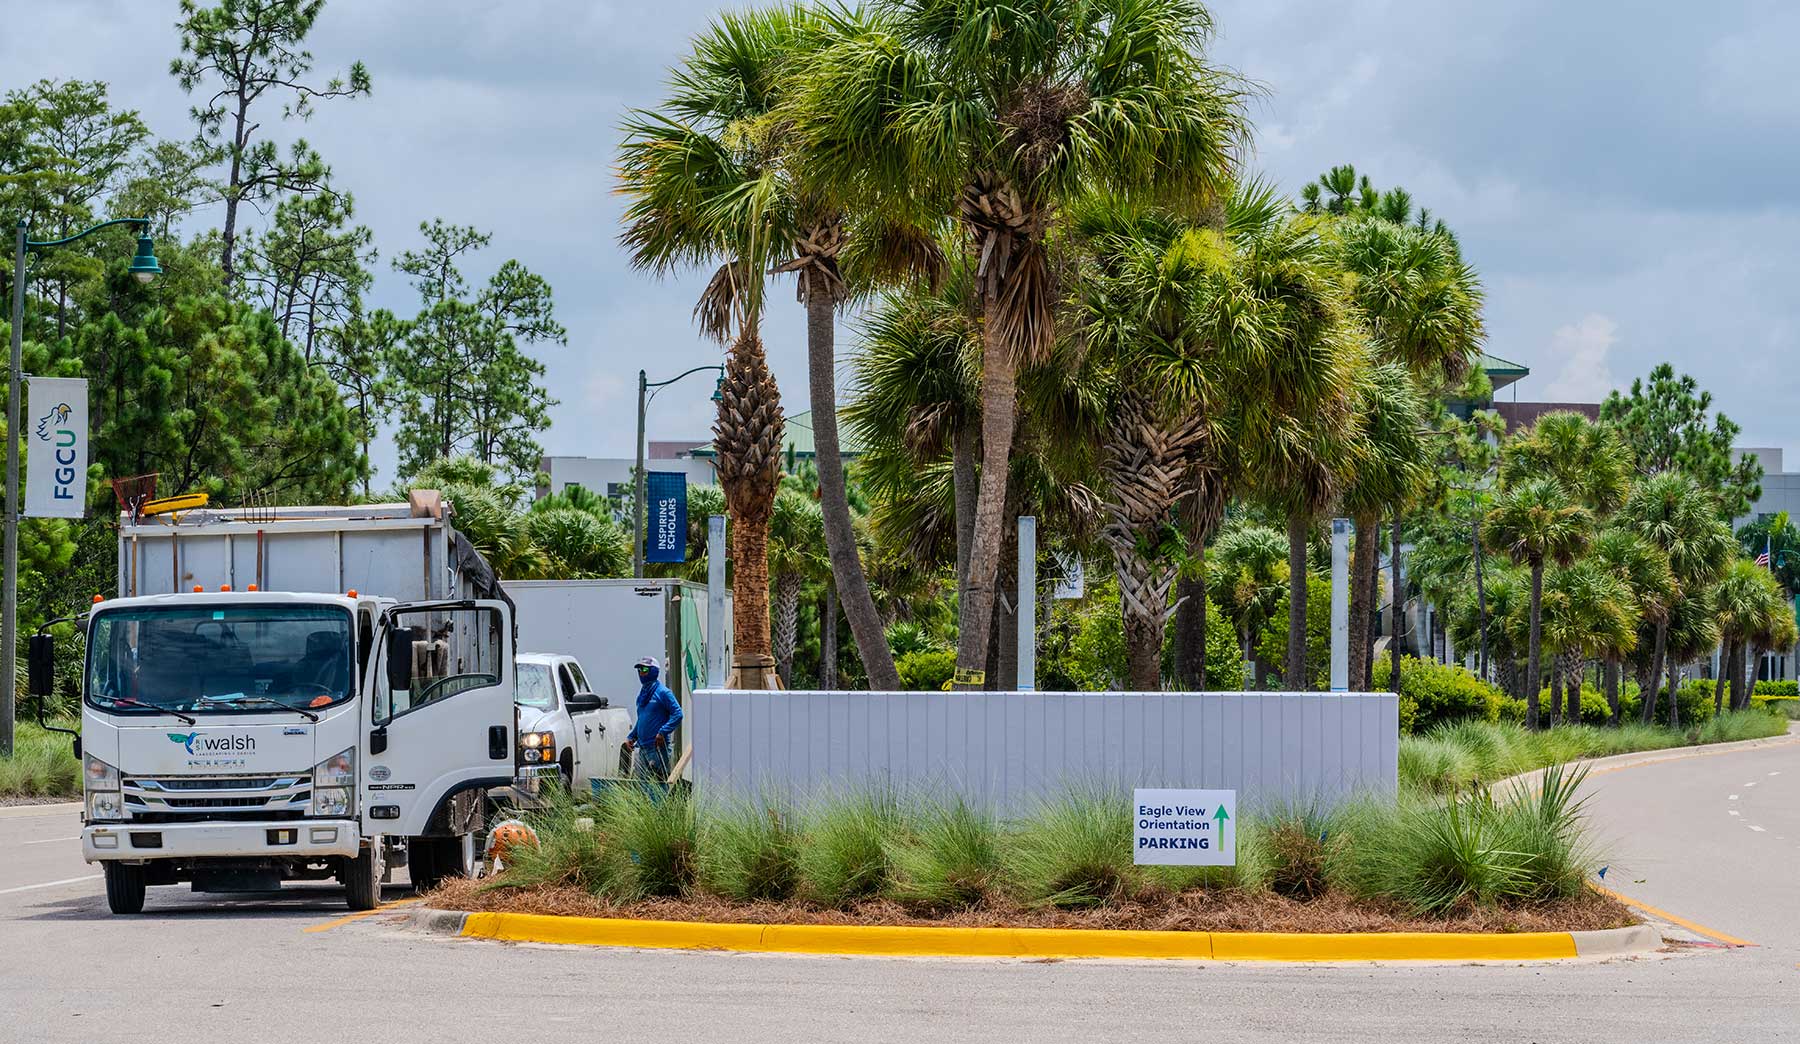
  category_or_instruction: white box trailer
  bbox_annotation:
[502,578,727,784]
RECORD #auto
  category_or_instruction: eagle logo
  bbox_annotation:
[34,402,71,441]
[167,732,199,754]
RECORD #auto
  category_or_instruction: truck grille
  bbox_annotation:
[122,774,312,818]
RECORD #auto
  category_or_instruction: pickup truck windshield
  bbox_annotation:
[87,605,356,715]
[516,662,559,710]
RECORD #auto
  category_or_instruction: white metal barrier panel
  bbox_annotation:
[689,690,1398,813]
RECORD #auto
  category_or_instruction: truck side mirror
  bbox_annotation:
[385,629,414,691]
[27,634,54,698]
[565,692,604,713]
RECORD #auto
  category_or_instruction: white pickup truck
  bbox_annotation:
[513,653,633,792]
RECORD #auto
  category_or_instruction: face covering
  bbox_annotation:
[637,665,660,688]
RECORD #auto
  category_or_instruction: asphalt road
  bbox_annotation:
[3,732,1798,1044]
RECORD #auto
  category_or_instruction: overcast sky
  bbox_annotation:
[9,1,1799,483]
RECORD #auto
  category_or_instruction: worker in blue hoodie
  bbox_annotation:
[623,655,682,781]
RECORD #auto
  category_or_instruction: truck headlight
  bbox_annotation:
[519,731,555,763]
[85,755,123,821]
[311,747,355,816]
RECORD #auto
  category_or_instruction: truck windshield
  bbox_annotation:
[516,662,558,710]
[86,605,356,716]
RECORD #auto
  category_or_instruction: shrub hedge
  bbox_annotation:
[1372,656,1509,734]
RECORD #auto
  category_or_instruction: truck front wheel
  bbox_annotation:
[343,840,384,911]
[103,862,147,915]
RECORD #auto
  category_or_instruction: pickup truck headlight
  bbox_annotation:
[519,731,555,763]
[311,747,355,817]
[85,755,124,821]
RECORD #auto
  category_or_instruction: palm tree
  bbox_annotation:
[793,0,1248,687]
[618,9,809,685]
[1329,215,1484,687]
[1483,478,1594,728]
[1713,559,1786,713]
[1537,560,1638,726]
[1498,411,1631,516]
[1616,472,1735,725]
[1340,364,1431,689]
[1745,596,1798,711]
[1207,522,1287,686]
[1590,528,1674,723]
[768,484,826,687]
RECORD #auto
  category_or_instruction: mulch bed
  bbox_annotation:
[427,878,1635,936]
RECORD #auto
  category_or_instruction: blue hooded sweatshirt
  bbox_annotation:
[629,665,683,747]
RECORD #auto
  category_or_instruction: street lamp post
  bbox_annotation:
[632,365,724,578]
[4,217,159,756]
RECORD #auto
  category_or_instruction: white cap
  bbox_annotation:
[636,656,660,669]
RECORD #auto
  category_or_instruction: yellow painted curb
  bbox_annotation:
[458,911,1581,962]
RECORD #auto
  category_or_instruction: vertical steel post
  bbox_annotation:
[1017,515,1036,691]
[1330,517,1350,693]
[632,369,647,578]
[3,221,26,755]
[706,514,727,690]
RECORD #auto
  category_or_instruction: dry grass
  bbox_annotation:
[427,876,1633,936]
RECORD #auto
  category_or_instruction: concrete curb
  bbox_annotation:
[406,906,1661,963]
[0,800,81,820]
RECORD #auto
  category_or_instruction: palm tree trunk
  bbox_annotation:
[804,282,901,690]
[773,570,801,688]
[1390,515,1404,694]
[1285,512,1309,691]
[821,580,839,689]
[953,425,978,593]
[1714,639,1732,715]
[1526,558,1544,730]
[1547,662,1562,728]
[1605,657,1621,726]
[1174,574,1207,690]
[1565,656,1583,724]
[1640,621,1668,726]
[1349,510,1378,690]
[955,318,1018,690]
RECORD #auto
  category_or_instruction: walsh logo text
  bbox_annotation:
[167,732,256,756]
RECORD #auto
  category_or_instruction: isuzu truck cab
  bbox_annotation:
[38,499,520,914]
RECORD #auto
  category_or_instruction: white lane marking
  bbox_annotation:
[0,874,101,896]
[1731,794,1740,800]
[20,836,77,845]
[1748,825,1767,832]
[1746,782,1758,788]
[1771,771,1782,777]
[1731,810,1742,816]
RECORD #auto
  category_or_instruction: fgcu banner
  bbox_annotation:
[645,471,688,563]
[26,377,88,519]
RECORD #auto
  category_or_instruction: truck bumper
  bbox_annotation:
[83,820,361,862]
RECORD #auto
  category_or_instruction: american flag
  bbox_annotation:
[1757,551,1771,567]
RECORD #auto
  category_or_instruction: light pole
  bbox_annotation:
[4,217,159,756]
[632,365,724,578]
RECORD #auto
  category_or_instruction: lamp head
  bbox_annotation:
[128,232,161,284]
[711,373,725,403]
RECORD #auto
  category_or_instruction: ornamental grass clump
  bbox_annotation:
[1353,764,1600,915]
[1008,789,1141,908]
[884,797,1003,913]
[599,784,697,900]
[0,722,80,798]
[489,790,624,897]
[696,795,801,903]
[797,790,905,907]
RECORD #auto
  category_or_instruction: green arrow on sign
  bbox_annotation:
[1214,805,1230,829]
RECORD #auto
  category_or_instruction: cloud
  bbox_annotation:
[1537,315,1619,402]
